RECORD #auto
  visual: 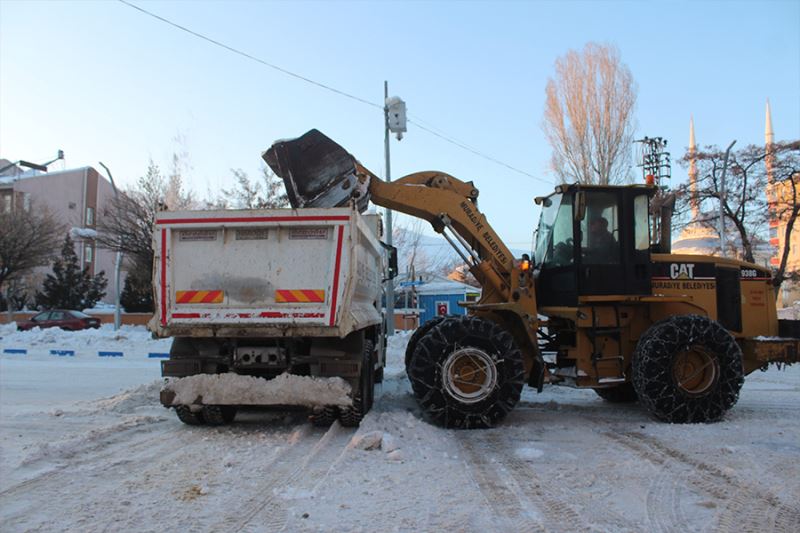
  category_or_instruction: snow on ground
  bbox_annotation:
[2,325,799,532]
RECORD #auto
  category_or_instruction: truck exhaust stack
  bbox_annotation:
[264,129,370,212]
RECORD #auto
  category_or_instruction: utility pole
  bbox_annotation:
[99,162,122,331]
[384,81,395,336]
[718,140,737,257]
[383,81,407,336]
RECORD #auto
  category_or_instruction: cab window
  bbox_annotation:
[581,192,620,264]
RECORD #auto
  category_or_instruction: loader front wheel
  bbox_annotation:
[408,316,524,429]
[632,315,744,423]
[593,382,638,403]
[175,405,205,425]
[405,315,452,371]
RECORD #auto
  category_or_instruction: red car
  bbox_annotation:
[17,310,102,331]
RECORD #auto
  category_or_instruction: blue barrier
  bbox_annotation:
[148,352,169,359]
[3,348,27,355]
[98,351,124,358]
[50,349,75,357]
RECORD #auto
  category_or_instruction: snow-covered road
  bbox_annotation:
[1,324,799,532]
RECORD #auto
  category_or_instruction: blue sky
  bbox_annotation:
[1,0,798,249]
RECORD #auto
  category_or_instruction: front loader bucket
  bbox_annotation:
[264,129,368,211]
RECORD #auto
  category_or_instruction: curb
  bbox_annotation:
[3,348,27,355]
[50,349,75,357]
[98,351,124,357]
[148,353,169,359]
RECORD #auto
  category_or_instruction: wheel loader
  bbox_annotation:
[265,129,799,429]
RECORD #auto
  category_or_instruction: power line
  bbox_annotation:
[117,0,382,110]
[117,0,546,183]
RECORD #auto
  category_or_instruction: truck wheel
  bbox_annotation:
[175,405,205,425]
[340,340,375,427]
[632,315,744,423]
[202,405,237,425]
[310,406,340,427]
[405,315,453,371]
[593,382,638,403]
[408,316,524,429]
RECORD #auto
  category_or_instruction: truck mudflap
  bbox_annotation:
[741,337,800,366]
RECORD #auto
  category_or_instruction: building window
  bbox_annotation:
[69,202,76,210]
[23,193,31,212]
[85,245,94,263]
[1,195,10,213]
[86,207,95,226]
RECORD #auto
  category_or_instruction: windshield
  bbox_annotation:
[534,193,562,266]
[534,193,575,268]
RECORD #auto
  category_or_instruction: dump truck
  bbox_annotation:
[151,206,397,426]
[265,129,800,429]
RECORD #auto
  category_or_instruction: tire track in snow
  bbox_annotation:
[220,421,356,533]
[606,431,800,533]
[457,433,543,533]
[0,416,172,499]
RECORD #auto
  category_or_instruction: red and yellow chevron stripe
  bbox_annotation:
[275,289,325,303]
[175,290,224,304]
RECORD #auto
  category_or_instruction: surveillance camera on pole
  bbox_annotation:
[386,96,407,141]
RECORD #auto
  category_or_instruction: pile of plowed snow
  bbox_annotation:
[164,372,353,406]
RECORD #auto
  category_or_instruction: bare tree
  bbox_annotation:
[217,167,289,209]
[542,42,637,184]
[676,141,800,292]
[765,142,800,292]
[0,204,63,315]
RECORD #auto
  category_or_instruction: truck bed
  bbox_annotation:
[149,206,384,339]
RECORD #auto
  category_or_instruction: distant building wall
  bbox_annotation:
[0,164,126,304]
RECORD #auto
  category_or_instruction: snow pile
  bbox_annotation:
[0,323,170,359]
[164,372,353,407]
[83,380,163,413]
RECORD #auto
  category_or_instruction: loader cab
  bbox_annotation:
[533,184,654,306]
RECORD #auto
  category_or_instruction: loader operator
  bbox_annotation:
[585,216,618,263]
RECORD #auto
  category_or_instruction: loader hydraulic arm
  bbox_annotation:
[264,129,535,312]
[353,162,516,301]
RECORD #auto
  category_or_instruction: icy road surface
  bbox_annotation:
[1,323,799,532]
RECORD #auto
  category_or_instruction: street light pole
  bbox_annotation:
[99,162,122,331]
[384,81,395,336]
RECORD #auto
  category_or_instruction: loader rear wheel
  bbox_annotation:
[175,405,205,425]
[202,405,237,425]
[408,316,524,429]
[593,382,638,403]
[632,315,744,423]
[405,315,452,371]
[340,340,375,428]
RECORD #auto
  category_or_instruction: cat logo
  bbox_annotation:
[670,263,695,279]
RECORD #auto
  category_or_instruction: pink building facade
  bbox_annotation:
[0,161,124,304]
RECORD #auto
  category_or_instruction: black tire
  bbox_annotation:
[408,315,524,429]
[405,315,453,371]
[340,340,375,427]
[202,405,237,425]
[309,406,340,427]
[593,382,638,403]
[632,314,744,423]
[175,405,205,425]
